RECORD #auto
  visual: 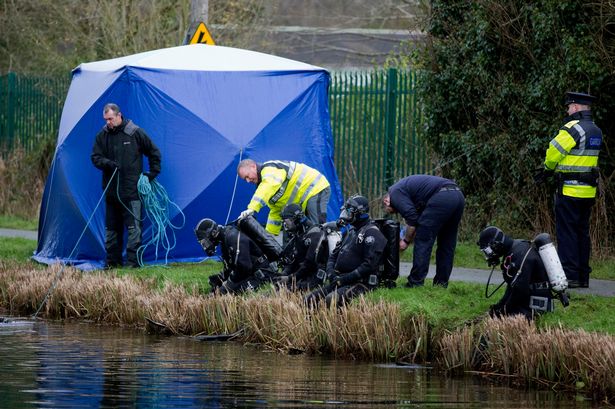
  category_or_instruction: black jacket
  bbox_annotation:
[388,175,457,226]
[493,240,552,318]
[282,224,328,279]
[220,225,271,283]
[91,119,162,201]
[327,219,386,285]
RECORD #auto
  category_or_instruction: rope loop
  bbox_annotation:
[136,174,185,266]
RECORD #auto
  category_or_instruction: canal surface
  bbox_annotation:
[0,318,598,408]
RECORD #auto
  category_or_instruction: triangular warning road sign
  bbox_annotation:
[189,22,216,45]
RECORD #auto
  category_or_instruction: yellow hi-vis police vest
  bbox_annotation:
[544,111,602,199]
[247,160,330,235]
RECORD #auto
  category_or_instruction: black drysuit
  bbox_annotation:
[305,219,386,307]
[281,224,328,291]
[213,225,276,295]
[491,240,553,320]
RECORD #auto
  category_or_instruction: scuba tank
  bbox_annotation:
[374,218,400,286]
[533,233,569,307]
[322,221,342,255]
[237,215,283,261]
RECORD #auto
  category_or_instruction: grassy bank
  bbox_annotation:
[3,227,614,281]
[0,215,38,231]
[1,237,614,402]
[2,236,614,335]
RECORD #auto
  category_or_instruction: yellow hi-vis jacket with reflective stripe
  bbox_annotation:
[247,160,330,235]
[544,111,602,199]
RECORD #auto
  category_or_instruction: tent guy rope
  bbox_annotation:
[32,168,118,319]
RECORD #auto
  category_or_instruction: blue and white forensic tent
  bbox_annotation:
[34,44,343,270]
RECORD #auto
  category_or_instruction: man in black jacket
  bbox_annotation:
[195,218,276,295]
[278,203,329,291]
[383,175,465,288]
[91,103,161,268]
[477,226,555,320]
[305,195,386,308]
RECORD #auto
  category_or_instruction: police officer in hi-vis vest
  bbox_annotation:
[535,91,603,288]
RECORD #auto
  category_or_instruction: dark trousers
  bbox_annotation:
[105,199,142,268]
[305,187,330,225]
[409,189,465,287]
[554,194,594,282]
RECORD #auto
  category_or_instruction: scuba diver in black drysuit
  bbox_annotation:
[478,226,569,320]
[195,217,277,295]
[276,203,330,291]
[304,195,387,308]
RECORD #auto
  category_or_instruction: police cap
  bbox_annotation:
[565,92,596,106]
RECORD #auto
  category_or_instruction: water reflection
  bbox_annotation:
[0,318,597,408]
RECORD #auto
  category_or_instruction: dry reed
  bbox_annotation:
[0,263,420,361]
[440,316,615,402]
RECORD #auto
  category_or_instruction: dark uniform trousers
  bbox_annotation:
[554,194,594,283]
[105,198,142,268]
[305,187,331,225]
[409,188,465,287]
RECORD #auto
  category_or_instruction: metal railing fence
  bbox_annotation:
[329,68,431,199]
[0,72,69,157]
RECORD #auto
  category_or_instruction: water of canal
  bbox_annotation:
[0,318,597,408]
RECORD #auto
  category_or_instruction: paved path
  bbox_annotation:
[399,262,615,297]
[0,228,37,240]
[1,228,612,297]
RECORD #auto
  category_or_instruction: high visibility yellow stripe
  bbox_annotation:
[545,130,576,170]
[562,185,596,198]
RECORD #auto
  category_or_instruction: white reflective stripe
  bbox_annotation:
[299,174,323,204]
[265,160,294,178]
[573,124,586,146]
[287,161,296,179]
[551,140,568,155]
[234,231,241,266]
[569,148,600,156]
[269,164,293,204]
[253,196,267,207]
[557,165,594,172]
[287,168,309,203]
[563,180,592,186]
[269,220,282,226]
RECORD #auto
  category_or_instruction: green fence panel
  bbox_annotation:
[329,69,431,201]
[0,72,70,158]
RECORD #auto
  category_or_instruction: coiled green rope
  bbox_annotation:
[135,174,185,266]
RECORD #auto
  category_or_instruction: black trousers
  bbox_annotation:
[105,198,142,268]
[554,194,594,283]
[409,189,465,287]
[305,187,330,225]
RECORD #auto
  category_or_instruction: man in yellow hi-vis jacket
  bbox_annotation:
[536,91,603,288]
[237,159,331,236]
